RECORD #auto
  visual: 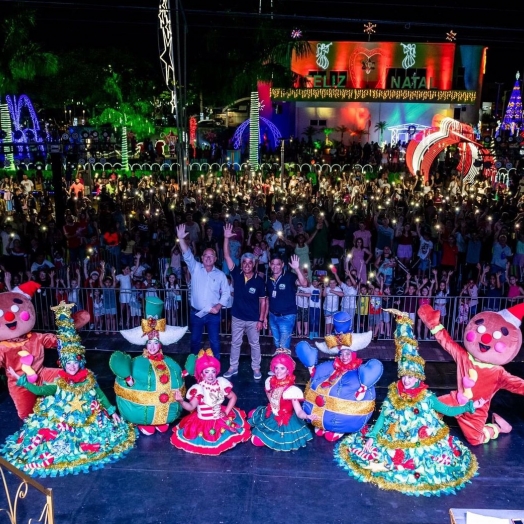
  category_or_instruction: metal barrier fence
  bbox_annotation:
[0,456,55,524]
[30,287,513,342]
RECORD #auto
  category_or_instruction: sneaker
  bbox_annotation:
[273,347,291,356]
[223,368,238,379]
[253,368,262,380]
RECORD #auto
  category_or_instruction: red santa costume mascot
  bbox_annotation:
[0,282,89,419]
[418,302,524,445]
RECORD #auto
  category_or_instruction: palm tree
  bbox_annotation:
[302,125,318,146]
[90,73,154,171]
[322,127,335,147]
[0,8,58,99]
[374,121,388,144]
[336,125,349,145]
[353,129,366,144]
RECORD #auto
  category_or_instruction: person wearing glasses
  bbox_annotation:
[176,224,230,358]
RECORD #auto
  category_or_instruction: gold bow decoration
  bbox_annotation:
[197,349,214,359]
[324,333,353,349]
[141,318,166,334]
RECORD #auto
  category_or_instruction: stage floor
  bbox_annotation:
[1,336,524,524]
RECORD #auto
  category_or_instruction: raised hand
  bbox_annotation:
[289,254,300,271]
[223,223,234,238]
[176,224,188,239]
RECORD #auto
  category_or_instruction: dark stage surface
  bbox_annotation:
[1,335,524,524]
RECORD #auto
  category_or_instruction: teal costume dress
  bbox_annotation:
[335,382,478,496]
[1,370,136,477]
[110,350,184,427]
[248,377,313,451]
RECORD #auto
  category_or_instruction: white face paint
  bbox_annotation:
[202,367,217,384]
[273,364,288,380]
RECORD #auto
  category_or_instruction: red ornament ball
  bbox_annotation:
[315,396,326,407]
[413,408,420,414]
[414,472,420,479]
[159,393,170,403]
[156,364,167,371]
[159,374,169,384]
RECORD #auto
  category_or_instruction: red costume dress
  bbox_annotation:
[170,377,250,455]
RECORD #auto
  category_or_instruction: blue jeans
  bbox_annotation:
[190,309,221,358]
[269,312,296,351]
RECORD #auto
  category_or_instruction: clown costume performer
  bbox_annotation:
[170,349,250,455]
[335,310,485,496]
[111,297,187,436]
[248,352,318,451]
[1,302,136,477]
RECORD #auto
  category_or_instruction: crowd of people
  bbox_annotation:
[0,141,523,343]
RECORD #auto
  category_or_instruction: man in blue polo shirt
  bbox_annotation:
[264,253,308,355]
[222,224,267,380]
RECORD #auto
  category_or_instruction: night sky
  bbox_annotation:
[3,0,523,103]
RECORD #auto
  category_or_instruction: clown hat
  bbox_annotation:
[13,281,41,299]
[500,303,524,328]
[145,297,164,319]
[392,312,425,381]
[333,311,352,334]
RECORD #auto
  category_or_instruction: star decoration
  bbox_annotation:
[69,397,87,413]
[363,22,377,41]
[446,30,457,42]
[291,28,302,39]
[362,460,389,473]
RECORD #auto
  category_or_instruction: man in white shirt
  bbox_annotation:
[20,174,34,195]
[176,224,230,358]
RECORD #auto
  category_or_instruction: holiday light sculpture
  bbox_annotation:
[497,72,523,136]
[363,22,377,41]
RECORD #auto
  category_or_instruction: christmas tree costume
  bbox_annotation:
[1,302,136,477]
[335,310,479,497]
[296,312,382,442]
[110,297,188,436]
[171,350,250,456]
[248,353,315,451]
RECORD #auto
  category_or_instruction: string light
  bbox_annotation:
[363,22,377,41]
[270,87,476,104]
[446,30,457,42]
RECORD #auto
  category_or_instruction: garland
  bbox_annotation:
[56,371,97,395]
[335,444,478,495]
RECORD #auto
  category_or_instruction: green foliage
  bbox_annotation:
[0,6,58,97]
[374,121,388,142]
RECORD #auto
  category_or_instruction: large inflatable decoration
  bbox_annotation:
[110,297,188,436]
[418,302,524,445]
[0,281,88,419]
[296,312,383,441]
[405,117,496,183]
